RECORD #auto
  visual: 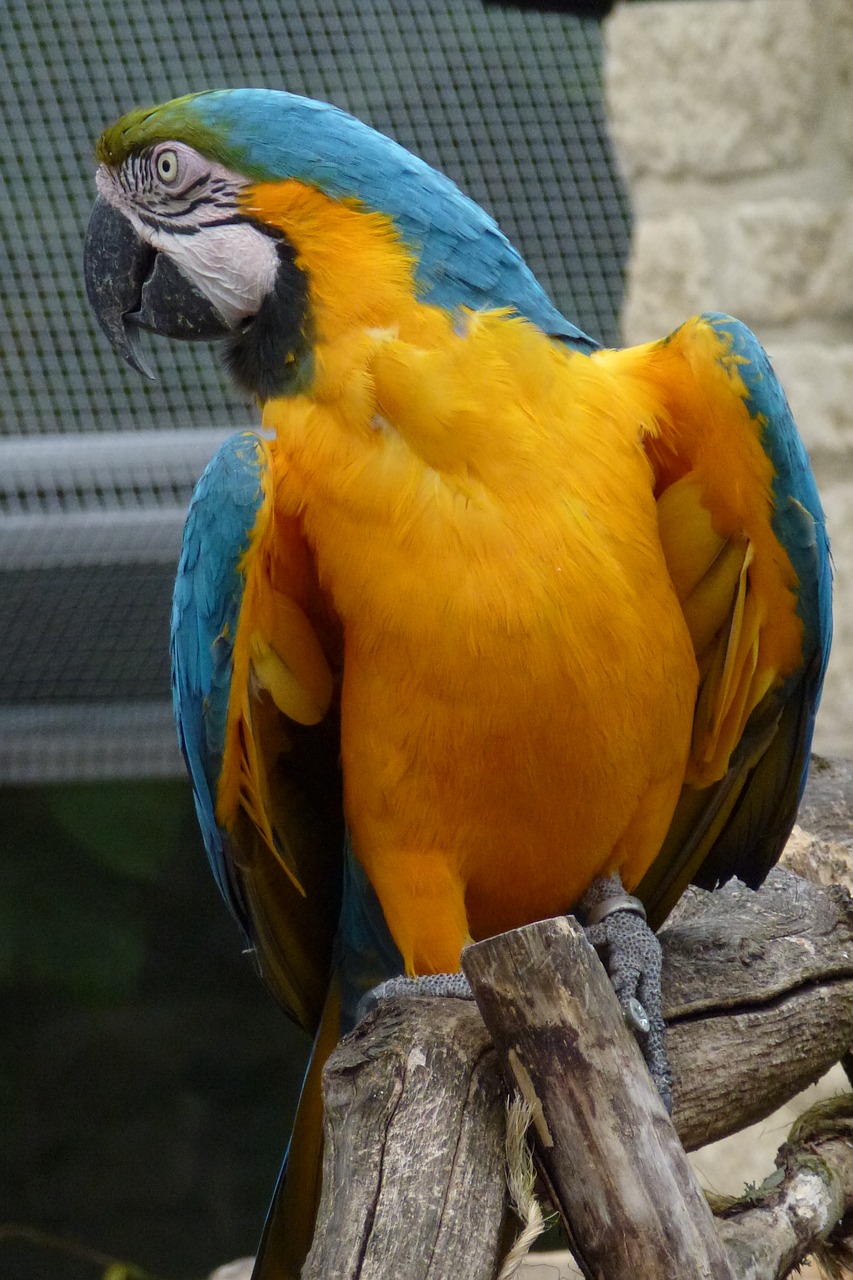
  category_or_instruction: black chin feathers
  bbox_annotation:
[223,235,313,401]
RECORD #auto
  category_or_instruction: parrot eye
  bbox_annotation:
[155,148,180,185]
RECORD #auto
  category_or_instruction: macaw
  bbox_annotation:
[83,89,831,1279]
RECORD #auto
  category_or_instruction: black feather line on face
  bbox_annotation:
[223,234,313,402]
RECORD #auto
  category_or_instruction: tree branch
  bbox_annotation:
[716,1097,853,1280]
[304,867,853,1279]
[463,913,736,1279]
[662,868,853,1150]
[301,998,506,1280]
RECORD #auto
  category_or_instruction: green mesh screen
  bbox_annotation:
[0,0,630,781]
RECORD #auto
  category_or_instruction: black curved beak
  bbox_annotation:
[83,195,232,379]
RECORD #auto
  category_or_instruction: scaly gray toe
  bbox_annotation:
[356,971,473,1022]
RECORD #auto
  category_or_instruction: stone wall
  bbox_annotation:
[604,0,853,757]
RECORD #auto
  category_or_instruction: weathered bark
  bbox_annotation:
[304,868,853,1279]
[211,1102,853,1280]
[716,1097,853,1280]
[796,755,853,853]
[663,868,853,1149]
[463,914,736,1280]
[301,997,506,1280]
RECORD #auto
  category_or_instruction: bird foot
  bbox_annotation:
[356,971,472,1023]
[579,873,673,1113]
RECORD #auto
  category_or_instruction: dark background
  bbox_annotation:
[0,2,630,1276]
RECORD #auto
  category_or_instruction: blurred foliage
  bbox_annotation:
[0,1227,166,1280]
[0,780,191,1002]
[1,778,309,1279]
[48,785,187,882]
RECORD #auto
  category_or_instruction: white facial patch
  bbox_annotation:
[95,149,282,326]
[146,221,280,326]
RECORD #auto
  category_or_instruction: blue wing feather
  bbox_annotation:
[707,314,832,763]
[696,318,831,887]
[706,314,832,698]
[640,316,832,919]
[170,429,399,1029]
[170,430,268,926]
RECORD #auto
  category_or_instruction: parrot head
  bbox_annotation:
[84,88,595,399]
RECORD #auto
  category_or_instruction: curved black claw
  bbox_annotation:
[356,972,472,1023]
[581,874,673,1113]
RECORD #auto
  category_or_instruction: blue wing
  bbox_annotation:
[171,431,403,1280]
[170,430,346,1030]
[638,316,832,922]
[171,430,267,919]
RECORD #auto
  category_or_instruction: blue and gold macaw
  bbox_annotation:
[84,89,831,1278]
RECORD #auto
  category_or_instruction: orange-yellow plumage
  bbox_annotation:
[212,196,808,982]
[605,323,804,784]
[215,209,711,975]
[241,181,419,340]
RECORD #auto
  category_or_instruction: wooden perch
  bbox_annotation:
[662,868,853,1150]
[464,913,735,1279]
[304,867,853,1279]
[716,1096,853,1280]
[301,998,506,1280]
